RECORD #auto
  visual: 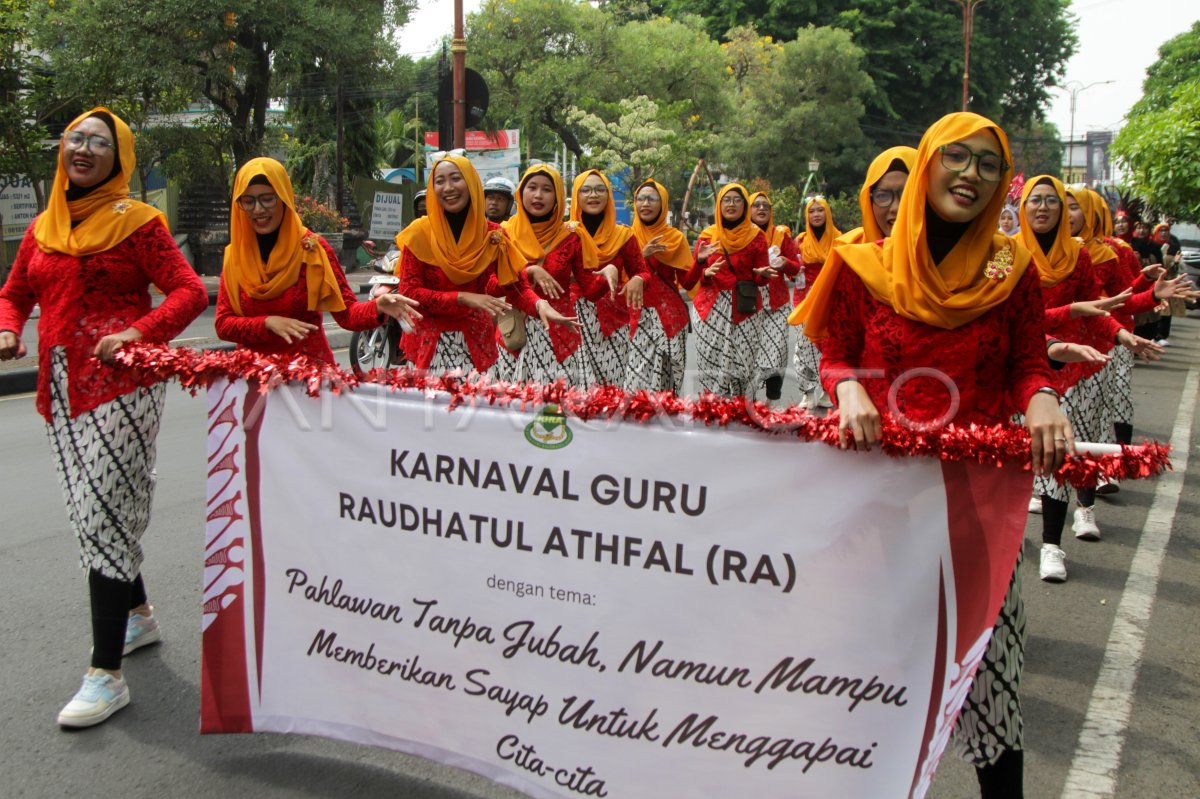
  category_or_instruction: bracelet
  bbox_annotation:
[1034,386,1060,401]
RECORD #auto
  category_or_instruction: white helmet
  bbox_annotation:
[483,176,516,199]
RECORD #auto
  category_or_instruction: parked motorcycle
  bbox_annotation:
[349,243,409,376]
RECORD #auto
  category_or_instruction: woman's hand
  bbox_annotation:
[1117,328,1164,361]
[1141,263,1165,281]
[834,380,882,451]
[537,300,581,331]
[696,241,720,262]
[527,263,564,300]
[1025,391,1073,476]
[642,235,667,260]
[1069,288,1131,318]
[703,257,725,279]
[598,264,620,298]
[0,331,27,360]
[753,266,778,279]
[1153,274,1200,301]
[1047,341,1109,364]
[621,275,645,310]
[375,293,422,327]
[93,327,144,363]
[264,316,319,344]
[458,292,512,319]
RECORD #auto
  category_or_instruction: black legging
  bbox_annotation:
[88,570,147,671]
[975,749,1023,798]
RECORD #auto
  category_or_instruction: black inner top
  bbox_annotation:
[924,201,971,265]
[446,206,469,241]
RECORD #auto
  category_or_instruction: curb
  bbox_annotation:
[0,328,356,399]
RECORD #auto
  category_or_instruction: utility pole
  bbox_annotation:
[1064,80,1115,184]
[335,73,344,214]
[452,0,466,149]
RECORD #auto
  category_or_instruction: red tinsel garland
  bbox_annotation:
[112,343,1171,488]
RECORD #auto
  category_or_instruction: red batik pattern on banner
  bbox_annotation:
[201,379,253,733]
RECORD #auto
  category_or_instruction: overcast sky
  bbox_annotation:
[396,1,1194,141]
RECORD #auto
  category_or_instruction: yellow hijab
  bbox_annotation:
[1072,188,1117,268]
[852,146,918,244]
[1016,175,1082,288]
[569,169,634,265]
[34,107,166,256]
[631,179,693,271]
[747,191,795,250]
[792,112,1031,338]
[221,157,345,316]
[699,184,761,255]
[503,164,598,271]
[396,155,518,286]
[797,197,842,264]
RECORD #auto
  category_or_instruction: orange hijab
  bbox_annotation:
[631,179,692,271]
[221,158,345,316]
[1017,176,1082,288]
[34,107,166,256]
[570,169,634,265]
[796,197,842,264]
[396,155,518,285]
[747,191,795,249]
[503,164,598,270]
[792,112,1031,338]
[1072,188,1117,268]
[839,146,918,245]
[699,184,761,255]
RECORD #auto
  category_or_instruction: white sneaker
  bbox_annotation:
[1028,496,1042,514]
[815,388,834,408]
[797,391,814,410]
[123,609,162,656]
[1073,505,1101,541]
[1040,544,1067,582]
[1096,477,1120,496]
[57,673,130,728]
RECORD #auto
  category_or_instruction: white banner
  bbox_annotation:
[203,380,1030,798]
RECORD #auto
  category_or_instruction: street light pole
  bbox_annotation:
[452,0,466,150]
[950,0,985,111]
[1064,80,1115,183]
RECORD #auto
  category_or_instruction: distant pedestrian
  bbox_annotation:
[0,108,207,728]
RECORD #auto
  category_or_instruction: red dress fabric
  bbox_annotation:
[214,237,381,364]
[1039,249,1123,389]
[1101,238,1156,332]
[570,236,649,337]
[818,265,1055,428]
[398,224,542,371]
[681,232,769,324]
[633,255,690,339]
[512,233,609,363]
[0,220,208,421]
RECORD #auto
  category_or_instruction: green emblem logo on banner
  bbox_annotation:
[524,405,573,450]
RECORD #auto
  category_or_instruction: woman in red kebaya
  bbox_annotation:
[216,157,420,363]
[680,183,771,398]
[748,191,801,401]
[395,154,576,375]
[794,112,1071,798]
[792,197,842,408]
[502,164,617,387]
[626,179,693,393]
[568,169,651,387]
[0,108,207,728]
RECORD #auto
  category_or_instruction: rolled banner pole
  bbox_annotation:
[1072,442,1123,456]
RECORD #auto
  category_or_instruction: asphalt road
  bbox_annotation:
[0,324,1197,799]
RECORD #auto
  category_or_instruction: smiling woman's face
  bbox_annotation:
[433,161,469,213]
[926,130,1002,224]
[63,116,117,188]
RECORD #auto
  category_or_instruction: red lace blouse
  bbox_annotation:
[570,236,649,337]
[681,232,769,324]
[214,236,381,364]
[0,220,208,421]
[818,264,1055,428]
[1039,249,1123,388]
[513,233,609,363]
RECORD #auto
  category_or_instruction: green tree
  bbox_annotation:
[567,95,683,196]
[1113,23,1200,221]
[0,0,62,212]
[716,25,874,193]
[1007,120,1065,180]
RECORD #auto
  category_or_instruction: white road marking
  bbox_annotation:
[1060,361,1199,798]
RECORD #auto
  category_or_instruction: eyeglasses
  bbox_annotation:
[237,193,279,212]
[720,194,745,205]
[938,144,1007,182]
[751,202,772,211]
[634,194,660,204]
[869,189,903,208]
[63,131,115,154]
[1024,195,1061,209]
[578,186,608,197]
